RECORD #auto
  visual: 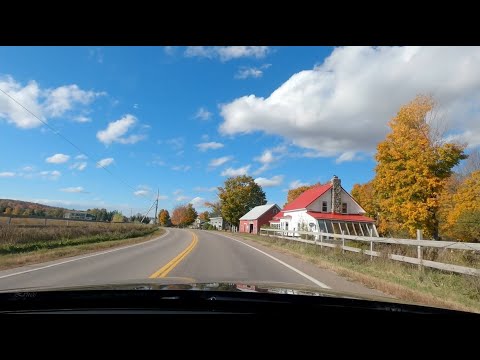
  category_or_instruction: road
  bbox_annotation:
[0,228,385,296]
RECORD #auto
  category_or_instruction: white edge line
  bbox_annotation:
[0,229,170,280]
[217,233,331,289]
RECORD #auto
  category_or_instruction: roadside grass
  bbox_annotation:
[0,226,164,270]
[233,233,480,313]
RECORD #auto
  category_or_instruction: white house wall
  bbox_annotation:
[307,188,364,214]
[280,210,318,232]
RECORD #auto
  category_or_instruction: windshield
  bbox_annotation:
[0,46,478,313]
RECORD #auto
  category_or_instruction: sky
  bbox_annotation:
[1,46,480,216]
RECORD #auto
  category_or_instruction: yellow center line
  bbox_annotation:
[149,231,198,278]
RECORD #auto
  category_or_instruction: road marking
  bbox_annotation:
[217,233,331,289]
[0,230,170,280]
[149,231,198,278]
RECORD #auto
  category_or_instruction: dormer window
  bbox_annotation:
[322,201,327,212]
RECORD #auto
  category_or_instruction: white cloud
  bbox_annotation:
[289,180,309,189]
[195,107,212,120]
[209,156,233,167]
[70,162,87,171]
[235,64,271,79]
[60,186,86,193]
[189,196,205,207]
[201,134,209,141]
[22,166,34,172]
[335,151,361,164]
[40,170,61,180]
[220,47,480,158]
[75,154,88,160]
[0,75,104,129]
[134,190,149,197]
[0,171,15,177]
[185,46,270,61]
[221,165,250,177]
[254,175,284,187]
[176,195,190,202]
[194,186,218,192]
[96,158,114,168]
[97,114,146,145]
[46,153,70,164]
[73,115,91,123]
[172,165,191,172]
[197,142,224,151]
[253,145,287,175]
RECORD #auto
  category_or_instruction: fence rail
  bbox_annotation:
[259,228,480,276]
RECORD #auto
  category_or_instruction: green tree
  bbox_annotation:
[158,209,171,226]
[218,175,266,227]
[373,95,466,238]
[112,212,125,223]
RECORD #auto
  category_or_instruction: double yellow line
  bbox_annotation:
[149,231,198,278]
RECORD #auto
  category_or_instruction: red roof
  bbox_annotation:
[270,211,291,222]
[307,211,374,223]
[283,184,332,211]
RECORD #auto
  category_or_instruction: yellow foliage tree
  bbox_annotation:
[441,170,480,241]
[373,95,466,238]
[351,181,378,219]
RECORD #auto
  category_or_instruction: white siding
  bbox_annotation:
[279,210,318,232]
[307,188,365,214]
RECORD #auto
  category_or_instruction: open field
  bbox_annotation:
[233,233,480,313]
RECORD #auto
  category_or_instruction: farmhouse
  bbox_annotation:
[270,176,378,236]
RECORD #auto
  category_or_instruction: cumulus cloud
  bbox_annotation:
[73,115,91,123]
[96,158,114,168]
[97,114,146,145]
[40,170,61,180]
[235,64,271,79]
[253,145,287,175]
[0,75,104,129]
[0,171,15,177]
[220,47,480,161]
[197,142,224,151]
[209,156,233,167]
[195,107,212,120]
[185,46,270,61]
[46,153,70,164]
[70,162,87,171]
[189,196,205,207]
[289,180,309,189]
[75,154,88,160]
[133,185,151,197]
[221,165,250,177]
[254,175,284,187]
[60,186,87,193]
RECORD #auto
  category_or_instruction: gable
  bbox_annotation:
[307,187,366,214]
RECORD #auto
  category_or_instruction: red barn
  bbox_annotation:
[239,204,281,234]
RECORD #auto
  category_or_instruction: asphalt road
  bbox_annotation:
[0,228,386,296]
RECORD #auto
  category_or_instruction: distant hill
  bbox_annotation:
[0,199,67,217]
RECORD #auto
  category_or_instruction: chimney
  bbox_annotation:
[331,175,342,213]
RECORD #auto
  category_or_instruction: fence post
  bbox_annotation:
[66,220,69,227]
[7,217,11,225]
[342,230,345,254]
[369,228,373,260]
[320,233,323,249]
[417,229,423,271]
[44,218,47,226]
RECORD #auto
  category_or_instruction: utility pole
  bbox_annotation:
[154,188,159,224]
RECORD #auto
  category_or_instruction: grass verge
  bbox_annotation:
[0,227,165,270]
[233,233,480,314]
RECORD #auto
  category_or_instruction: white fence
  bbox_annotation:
[259,228,480,276]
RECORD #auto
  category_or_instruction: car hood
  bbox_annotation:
[0,277,408,306]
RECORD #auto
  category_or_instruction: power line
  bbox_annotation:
[0,87,145,197]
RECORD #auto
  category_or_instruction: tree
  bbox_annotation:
[112,212,125,223]
[4,207,12,215]
[12,205,23,216]
[171,204,197,227]
[351,181,379,219]
[198,211,210,222]
[205,200,222,217]
[218,175,266,227]
[373,95,466,238]
[285,183,322,206]
[158,209,171,227]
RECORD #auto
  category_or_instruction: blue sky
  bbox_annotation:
[1,46,479,215]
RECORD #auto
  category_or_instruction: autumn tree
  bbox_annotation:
[374,95,466,238]
[171,204,197,227]
[205,200,222,216]
[351,181,379,219]
[198,211,210,222]
[219,175,266,227]
[112,212,125,223]
[158,209,171,227]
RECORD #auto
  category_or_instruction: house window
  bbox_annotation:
[322,201,327,212]
[285,222,288,230]
[272,208,277,214]
[342,203,348,214]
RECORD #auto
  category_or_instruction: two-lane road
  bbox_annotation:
[0,228,385,296]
